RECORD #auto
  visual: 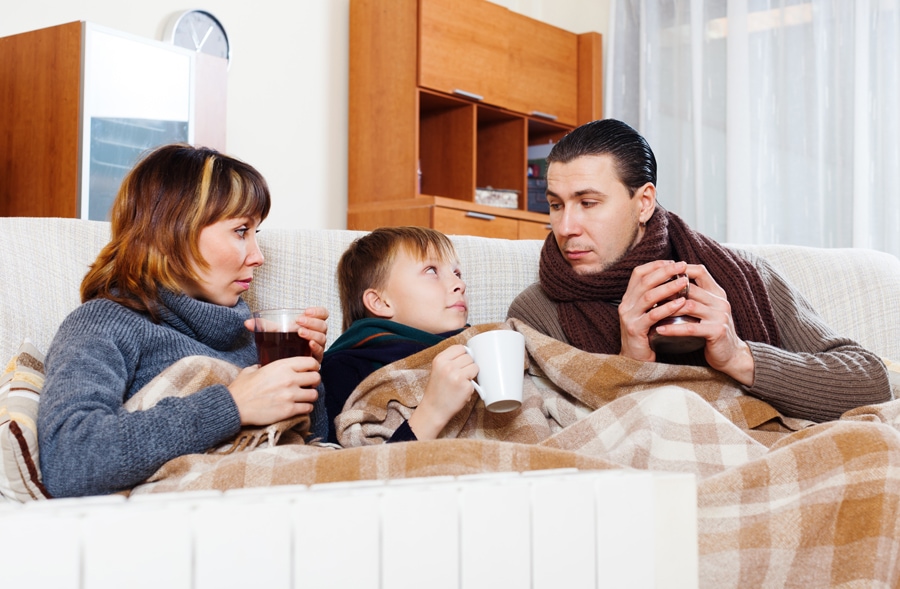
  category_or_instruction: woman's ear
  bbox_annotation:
[362,288,394,319]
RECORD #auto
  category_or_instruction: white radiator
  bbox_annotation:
[0,468,697,589]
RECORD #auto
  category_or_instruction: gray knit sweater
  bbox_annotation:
[507,249,891,422]
[38,290,256,497]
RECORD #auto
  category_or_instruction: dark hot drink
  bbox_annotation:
[648,274,704,354]
[254,331,311,365]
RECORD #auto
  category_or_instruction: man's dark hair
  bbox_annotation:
[546,119,657,197]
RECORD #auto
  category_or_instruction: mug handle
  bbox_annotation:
[462,345,485,398]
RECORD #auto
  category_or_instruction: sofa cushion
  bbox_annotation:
[732,244,900,361]
[0,339,51,501]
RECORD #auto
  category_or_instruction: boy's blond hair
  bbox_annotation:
[337,226,458,331]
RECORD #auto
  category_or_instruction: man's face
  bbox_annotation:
[546,154,654,275]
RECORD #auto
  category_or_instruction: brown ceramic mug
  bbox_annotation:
[648,275,705,354]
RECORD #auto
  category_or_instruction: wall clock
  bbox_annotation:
[164,9,231,66]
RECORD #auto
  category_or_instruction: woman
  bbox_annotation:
[37,144,329,498]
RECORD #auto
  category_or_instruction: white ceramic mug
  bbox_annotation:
[463,330,525,413]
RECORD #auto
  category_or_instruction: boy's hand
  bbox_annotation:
[407,345,479,440]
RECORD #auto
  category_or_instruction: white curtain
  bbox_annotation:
[606,0,900,257]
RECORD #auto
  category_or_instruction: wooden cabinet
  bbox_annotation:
[433,207,519,240]
[348,0,602,239]
[506,12,579,126]
[418,0,579,126]
[347,196,553,241]
[0,21,226,220]
[418,0,509,107]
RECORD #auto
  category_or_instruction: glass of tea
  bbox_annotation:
[251,308,312,365]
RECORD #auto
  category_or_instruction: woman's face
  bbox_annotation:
[183,216,265,306]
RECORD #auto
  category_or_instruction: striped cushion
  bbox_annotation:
[0,339,50,501]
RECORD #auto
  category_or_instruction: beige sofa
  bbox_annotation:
[4,216,900,587]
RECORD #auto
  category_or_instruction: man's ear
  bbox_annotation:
[635,182,657,224]
[362,288,394,319]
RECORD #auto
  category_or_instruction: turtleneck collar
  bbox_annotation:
[157,289,252,351]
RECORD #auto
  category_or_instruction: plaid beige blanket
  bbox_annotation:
[131,320,900,588]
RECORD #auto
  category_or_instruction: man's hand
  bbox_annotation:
[618,260,691,362]
[618,260,755,385]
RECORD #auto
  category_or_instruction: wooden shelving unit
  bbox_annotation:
[348,0,602,239]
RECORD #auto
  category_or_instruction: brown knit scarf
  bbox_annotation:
[539,207,780,365]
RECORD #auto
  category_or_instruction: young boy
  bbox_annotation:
[320,226,479,445]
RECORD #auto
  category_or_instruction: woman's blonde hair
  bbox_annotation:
[81,143,271,320]
[337,226,458,331]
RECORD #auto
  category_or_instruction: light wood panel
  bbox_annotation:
[476,108,527,205]
[419,92,476,201]
[0,21,82,217]
[348,203,433,231]
[518,219,552,240]
[577,32,604,124]
[506,12,579,126]
[433,207,519,239]
[348,0,419,203]
[418,0,510,107]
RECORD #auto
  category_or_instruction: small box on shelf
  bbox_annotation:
[475,187,519,209]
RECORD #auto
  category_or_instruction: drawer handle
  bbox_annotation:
[545,223,552,229]
[531,110,558,121]
[466,211,496,221]
[453,89,484,101]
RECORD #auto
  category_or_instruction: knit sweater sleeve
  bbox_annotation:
[37,301,242,497]
[507,283,570,343]
[737,251,892,421]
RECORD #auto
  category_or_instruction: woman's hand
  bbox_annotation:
[228,356,321,426]
[295,306,329,362]
[407,345,479,440]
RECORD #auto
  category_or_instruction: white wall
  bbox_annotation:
[3,0,608,230]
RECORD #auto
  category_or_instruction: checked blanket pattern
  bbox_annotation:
[130,319,900,588]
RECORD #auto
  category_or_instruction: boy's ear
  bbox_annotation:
[362,288,394,319]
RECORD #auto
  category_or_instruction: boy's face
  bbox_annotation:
[372,246,468,334]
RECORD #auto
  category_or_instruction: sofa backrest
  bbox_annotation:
[733,243,900,361]
[1,217,897,363]
[0,218,542,359]
[243,227,543,344]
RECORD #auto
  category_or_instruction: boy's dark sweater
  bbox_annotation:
[320,318,465,445]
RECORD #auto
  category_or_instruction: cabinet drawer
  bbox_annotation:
[518,219,552,240]
[433,207,519,239]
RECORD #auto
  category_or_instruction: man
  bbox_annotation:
[508,118,890,422]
